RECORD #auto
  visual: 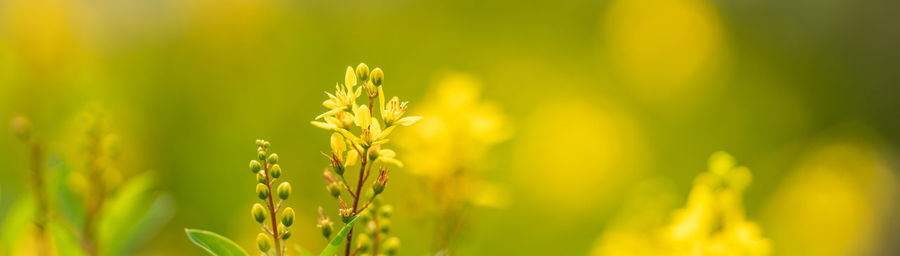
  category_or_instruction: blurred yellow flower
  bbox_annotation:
[592,152,771,256]
[396,73,511,251]
[762,140,899,256]
[602,0,725,103]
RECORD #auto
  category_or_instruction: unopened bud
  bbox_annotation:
[383,237,400,255]
[250,160,262,173]
[257,150,267,161]
[267,153,279,164]
[256,233,272,252]
[356,234,371,253]
[277,182,292,200]
[373,168,389,195]
[256,183,269,200]
[281,229,291,240]
[356,63,370,82]
[263,141,271,149]
[252,203,266,223]
[257,171,267,183]
[379,205,393,218]
[270,164,282,178]
[281,207,295,227]
[317,206,334,238]
[10,116,31,141]
[327,182,341,198]
[370,68,384,86]
[379,218,391,233]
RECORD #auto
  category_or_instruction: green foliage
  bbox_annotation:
[98,173,174,255]
[319,216,358,256]
[0,196,35,255]
[184,229,249,256]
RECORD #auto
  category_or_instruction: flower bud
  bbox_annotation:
[356,63,370,82]
[339,200,354,224]
[330,152,345,175]
[383,237,400,255]
[256,233,272,252]
[370,68,384,86]
[277,182,292,200]
[256,139,265,147]
[379,218,391,233]
[319,221,333,238]
[267,153,279,164]
[257,171,267,183]
[379,205,393,218]
[10,116,31,141]
[281,229,291,240]
[373,168,389,195]
[270,164,282,178]
[249,160,262,173]
[263,141,271,149]
[281,207,295,227]
[327,182,341,198]
[356,234,371,253]
[257,150,267,161]
[317,206,334,238]
[252,203,267,223]
[256,183,269,200]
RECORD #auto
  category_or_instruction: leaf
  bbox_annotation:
[97,172,175,256]
[0,196,36,255]
[294,245,314,256]
[98,172,160,255]
[184,229,248,256]
[319,216,358,256]
[48,221,87,256]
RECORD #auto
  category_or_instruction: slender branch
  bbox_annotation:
[345,156,367,256]
[262,158,283,256]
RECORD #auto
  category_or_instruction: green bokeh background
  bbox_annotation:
[1,0,899,255]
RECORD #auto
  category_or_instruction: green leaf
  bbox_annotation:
[294,245,314,256]
[319,216,358,256]
[48,221,87,256]
[98,173,175,256]
[184,229,248,256]
[0,196,36,255]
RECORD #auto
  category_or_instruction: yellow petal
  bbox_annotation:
[344,66,356,89]
[315,108,343,120]
[311,121,337,130]
[355,105,371,128]
[396,116,422,126]
[330,133,346,153]
[344,150,359,167]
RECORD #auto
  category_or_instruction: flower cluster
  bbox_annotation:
[312,63,418,256]
[395,74,510,252]
[590,151,771,256]
[249,140,294,256]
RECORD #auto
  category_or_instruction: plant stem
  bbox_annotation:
[262,158,283,256]
[29,142,48,256]
[345,157,367,256]
[83,134,104,256]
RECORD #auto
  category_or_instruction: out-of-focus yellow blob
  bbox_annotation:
[602,0,724,102]
[173,0,284,61]
[591,152,771,256]
[1,0,83,73]
[399,74,510,179]
[513,98,646,213]
[763,141,899,256]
